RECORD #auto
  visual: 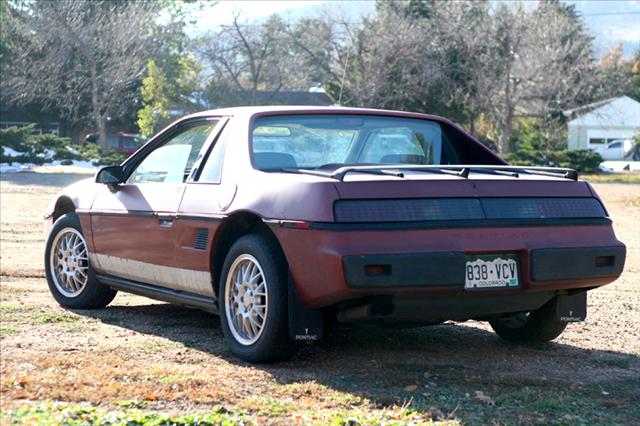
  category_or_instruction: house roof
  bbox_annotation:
[568,96,640,128]
[252,91,334,106]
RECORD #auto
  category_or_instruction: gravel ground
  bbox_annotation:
[1,172,638,425]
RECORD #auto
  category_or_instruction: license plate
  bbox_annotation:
[465,254,520,290]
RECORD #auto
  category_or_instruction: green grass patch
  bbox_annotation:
[582,173,640,184]
[2,402,245,426]
[1,308,86,325]
[0,304,18,312]
[58,321,98,333]
[1,401,456,426]
[135,339,181,354]
[29,311,82,324]
[158,374,196,384]
[243,396,298,417]
[0,324,20,336]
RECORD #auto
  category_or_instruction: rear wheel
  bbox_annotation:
[219,234,292,363]
[44,213,117,309]
[489,297,567,342]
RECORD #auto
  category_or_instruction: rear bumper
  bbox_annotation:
[530,246,625,282]
[343,246,626,289]
[273,223,626,308]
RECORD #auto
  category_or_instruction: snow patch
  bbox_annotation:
[1,147,25,157]
[600,161,640,172]
[0,163,37,173]
[1,159,98,174]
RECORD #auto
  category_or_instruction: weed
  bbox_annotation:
[0,325,20,336]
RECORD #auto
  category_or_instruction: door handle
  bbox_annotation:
[157,215,175,228]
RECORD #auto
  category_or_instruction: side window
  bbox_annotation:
[198,126,229,183]
[127,122,217,184]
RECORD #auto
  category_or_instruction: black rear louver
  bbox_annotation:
[193,228,209,250]
[334,198,606,223]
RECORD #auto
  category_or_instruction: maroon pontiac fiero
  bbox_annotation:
[43,106,626,362]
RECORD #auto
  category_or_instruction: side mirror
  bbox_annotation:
[95,165,125,185]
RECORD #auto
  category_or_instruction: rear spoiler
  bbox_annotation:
[282,165,579,182]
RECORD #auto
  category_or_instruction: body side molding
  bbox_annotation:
[97,274,218,313]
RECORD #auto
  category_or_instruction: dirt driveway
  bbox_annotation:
[1,173,639,425]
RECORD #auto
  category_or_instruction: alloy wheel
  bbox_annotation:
[224,254,268,346]
[49,227,90,298]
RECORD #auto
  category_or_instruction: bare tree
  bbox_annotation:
[466,1,597,152]
[200,14,304,106]
[330,10,449,109]
[288,1,598,153]
[2,0,156,149]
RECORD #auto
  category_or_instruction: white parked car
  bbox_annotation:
[592,139,633,161]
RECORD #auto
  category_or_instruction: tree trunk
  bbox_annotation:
[499,114,514,154]
[96,115,108,153]
[468,114,476,137]
[90,62,108,151]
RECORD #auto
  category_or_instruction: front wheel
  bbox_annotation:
[219,234,293,363]
[489,297,568,342]
[44,213,116,309]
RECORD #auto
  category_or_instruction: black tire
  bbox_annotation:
[219,234,293,363]
[489,297,568,342]
[44,213,117,309]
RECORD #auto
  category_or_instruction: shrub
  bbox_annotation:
[0,124,36,151]
[73,142,128,165]
[93,150,128,166]
[511,119,567,152]
[504,149,603,174]
[1,124,128,166]
[1,125,76,164]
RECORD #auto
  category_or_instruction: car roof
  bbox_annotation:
[182,105,453,124]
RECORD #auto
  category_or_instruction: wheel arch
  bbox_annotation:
[210,211,286,295]
[52,196,76,222]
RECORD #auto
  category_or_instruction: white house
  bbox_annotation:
[567,96,640,156]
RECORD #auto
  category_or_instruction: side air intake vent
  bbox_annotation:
[194,228,209,250]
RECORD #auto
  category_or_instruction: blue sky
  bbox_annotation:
[189,0,639,58]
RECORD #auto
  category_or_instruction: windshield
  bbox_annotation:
[251,114,459,170]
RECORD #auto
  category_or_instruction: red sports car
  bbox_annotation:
[43,106,626,362]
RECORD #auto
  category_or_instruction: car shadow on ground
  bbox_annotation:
[69,300,640,422]
[76,301,640,406]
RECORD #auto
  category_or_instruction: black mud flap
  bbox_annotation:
[288,276,323,341]
[556,292,587,322]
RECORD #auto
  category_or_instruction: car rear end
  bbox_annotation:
[274,172,625,324]
[246,109,625,328]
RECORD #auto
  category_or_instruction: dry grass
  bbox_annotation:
[1,173,639,425]
[582,172,640,184]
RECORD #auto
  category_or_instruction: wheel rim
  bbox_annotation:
[49,227,90,298]
[224,254,268,346]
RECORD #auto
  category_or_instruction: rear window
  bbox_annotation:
[251,114,496,170]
